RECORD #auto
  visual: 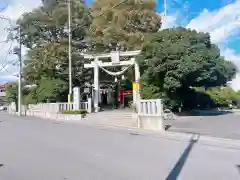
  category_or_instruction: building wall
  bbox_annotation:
[0,84,6,97]
[0,91,6,97]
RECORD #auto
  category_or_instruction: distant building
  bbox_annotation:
[0,84,6,97]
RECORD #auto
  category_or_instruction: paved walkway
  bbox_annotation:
[1,113,240,180]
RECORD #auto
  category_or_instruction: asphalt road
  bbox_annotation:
[167,113,240,140]
[0,113,240,180]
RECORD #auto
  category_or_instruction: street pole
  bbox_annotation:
[68,0,72,104]
[164,0,167,18]
[161,0,167,29]
[17,26,22,116]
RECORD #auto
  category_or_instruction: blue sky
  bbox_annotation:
[156,0,240,53]
[155,0,240,91]
[0,0,240,89]
[86,0,239,55]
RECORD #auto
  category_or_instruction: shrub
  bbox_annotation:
[63,109,88,115]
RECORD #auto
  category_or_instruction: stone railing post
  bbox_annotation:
[157,99,164,131]
[87,98,92,113]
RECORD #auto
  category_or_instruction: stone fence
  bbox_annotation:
[137,99,164,131]
[27,98,92,114]
[7,99,92,120]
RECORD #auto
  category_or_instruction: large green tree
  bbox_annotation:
[5,83,18,104]
[17,0,92,103]
[88,0,161,51]
[137,27,237,110]
[5,82,31,109]
[19,0,91,49]
[206,86,240,107]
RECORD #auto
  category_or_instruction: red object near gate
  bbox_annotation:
[118,90,133,105]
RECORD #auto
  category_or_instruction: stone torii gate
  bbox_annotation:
[82,50,141,112]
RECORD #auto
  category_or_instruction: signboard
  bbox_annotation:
[111,51,120,63]
[132,83,137,90]
[73,87,80,109]
[68,94,72,104]
[133,81,140,91]
[84,87,90,93]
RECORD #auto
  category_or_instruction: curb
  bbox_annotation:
[84,123,240,150]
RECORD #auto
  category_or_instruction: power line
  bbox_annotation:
[0,59,18,74]
[0,40,9,55]
[28,0,129,30]
[0,3,8,13]
[0,40,13,63]
[98,0,128,17]
[0,40,18,77]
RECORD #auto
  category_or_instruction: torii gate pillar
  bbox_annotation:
[133,59,141,106]
[93,58,100,112]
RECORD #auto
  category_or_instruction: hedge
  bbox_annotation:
[63,109,88,115]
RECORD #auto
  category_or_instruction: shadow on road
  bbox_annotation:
[0,164,4,168]
[166,134,199,180]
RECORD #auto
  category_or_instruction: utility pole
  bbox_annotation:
[13,26,22,116]
[17,26,22,116]
[161,0,167,29]
[68,0,72,104]
[164,0,167,17]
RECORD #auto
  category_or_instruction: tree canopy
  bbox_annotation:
[206,86,240,107]
[137,27,237,110]
[17,0,92,103]
[88,0,161,51]
[18,0,91,49]
[5,83,18,104]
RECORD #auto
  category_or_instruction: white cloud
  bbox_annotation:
[221,48,240,65]
[186,1,240,44]
[0,0,41,83]
[228,74,240,91]
[1,0,41,20]
[221,48,240,91]
[185,1,240,90]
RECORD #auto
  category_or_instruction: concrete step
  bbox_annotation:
[85,112,135,121]
[84,109,136,122]
[86,115,133,120]
[87,114,133,118]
